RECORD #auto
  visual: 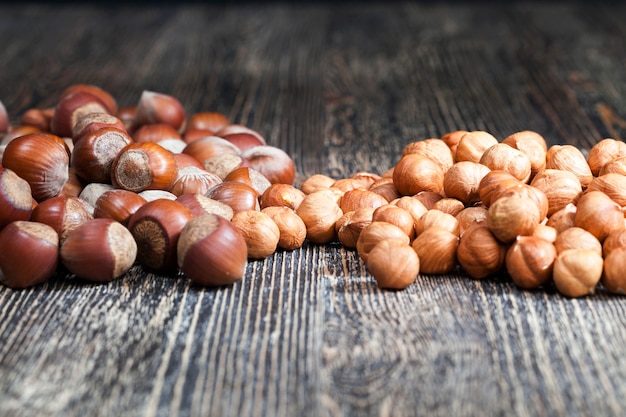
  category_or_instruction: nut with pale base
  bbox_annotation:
[0,167,34,229]
[111,142,179,193]
[366,239,420,290]
[127,199,194,273]
[2,133,70,201]
[30,195,94,242]
[0,221,59,289]
[60,218,137,282]
[177,214,247,286]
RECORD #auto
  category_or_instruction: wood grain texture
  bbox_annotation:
[1,3,626,417]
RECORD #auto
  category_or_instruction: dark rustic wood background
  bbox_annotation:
[1,2,626,417]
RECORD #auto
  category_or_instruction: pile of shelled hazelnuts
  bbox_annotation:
[0,85,625,298]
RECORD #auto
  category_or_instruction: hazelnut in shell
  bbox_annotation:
[411,227,459,274]
[602,247,626,295]
[177,214,247,286]
[60,218,137,282]
[0,167,35,229]
[457,226,506,279]
[0,221,59,289]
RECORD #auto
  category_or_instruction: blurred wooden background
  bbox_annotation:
[1,2,625,416]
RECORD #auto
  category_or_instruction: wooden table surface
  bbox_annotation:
[1,2,626,416]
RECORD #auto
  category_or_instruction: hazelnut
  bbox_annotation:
[393,154,444,196]
[216,124,265,146]
[479,143,532,183]
[443,161,491,205]
[530,169,582,217]
[177,214,247,286]
[456,206,489,236]
[0,221,59,289]
[411,227,459,274]
[176,193,234,220]
[457,226,506,279]
[51,91,109,138]
[392,196,428,223]
[172,152,205,170]
[231,210,280,259]
[2,133,70,201]
[532,224,557,243]
[492,183,549,221]
[138,189,178,202]
[224,166,271,196]
[602,247,626,295]
[186,112,229,134]
[219,129,266,151]
[78,183,115,209]
[477,170,521,207]
[127,199,194,273]
[261,206,307,250]
[505,236,556,289]
[486,195,541,243]
[0,167,34,229]
[335,207,375,249]
[415,209,460,236]
[432,198,465,217]
[545,203,577,233]
[339,189,388,213]
[552,249,603,297]
[169,166,222,196]
[0,99,9,133]
[553,227,602,256]
[111,142,179,192]
[205,181,260,213]
[586,173,626,207]
[587,138,626,176]
[30,195,93,242]
[413,190,444,210]
[203,153,244,179]
[366,239,420,290]
[599,155,626,176]
[545,145,593,188]
[401,138,454,172]
[132,123,182,144]
[501,130,547,178]
[133,90,186,130]
[372,204,415,239]
[183,136,241,166]
[240,145,296,185]
[574,191,624,242]
[368,179,400,202]
[259,183,305,210]
[602,229,626,258]
[440,130,468,155]
[296,188,343,244]
[72,112,126,142]
[301,174,335,194]
[93,189,147,226]
[356,221,410,262]
[70,127,133,183]
[60,84,117,115]
[60,218,137,282]
[455,131,498,163]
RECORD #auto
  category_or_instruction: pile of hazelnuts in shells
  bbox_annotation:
[1,85,626,298]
